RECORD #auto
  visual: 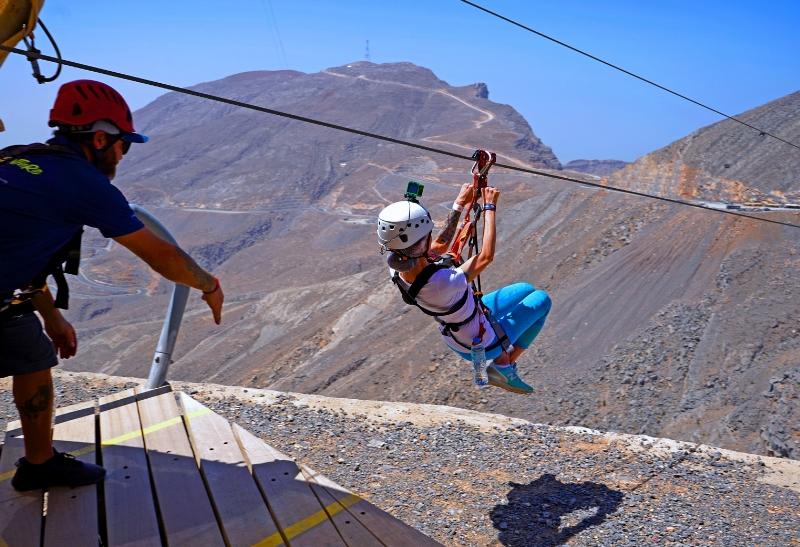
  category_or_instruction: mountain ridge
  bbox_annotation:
[59,61,800,460]
[609,90,800,202]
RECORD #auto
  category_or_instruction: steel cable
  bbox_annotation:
[1,45,799,231]
[457,0,800,152]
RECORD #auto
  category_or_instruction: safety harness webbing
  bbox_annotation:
[392,262,510,352]
[391,148,513,354]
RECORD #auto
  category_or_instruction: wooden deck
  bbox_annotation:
[0,385,442,547]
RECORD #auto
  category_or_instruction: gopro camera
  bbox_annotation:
[404,181,424,202]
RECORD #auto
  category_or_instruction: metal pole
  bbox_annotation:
[129,204,191,390]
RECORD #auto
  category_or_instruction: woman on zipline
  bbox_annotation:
[377,182,551,394]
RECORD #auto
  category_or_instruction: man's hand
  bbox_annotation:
[455,183,474,208]
[201,279,224,325]
[116,227,225,325]
[43,313,77,359]
[31,287,78,359]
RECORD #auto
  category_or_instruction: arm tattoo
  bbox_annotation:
[435,209,462,247]
[17,384,52,420]
[178,248,215,292]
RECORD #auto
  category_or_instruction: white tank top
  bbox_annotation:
[391,266,495,352]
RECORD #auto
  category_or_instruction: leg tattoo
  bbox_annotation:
[17,384,53,421]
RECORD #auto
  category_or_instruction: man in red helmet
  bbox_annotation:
[0,80,224,491]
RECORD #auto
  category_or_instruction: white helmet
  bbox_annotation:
[377,200,433,251]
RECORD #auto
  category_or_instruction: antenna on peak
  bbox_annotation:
[365,39,371,61]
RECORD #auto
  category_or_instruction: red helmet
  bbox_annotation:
[48,80,147,143]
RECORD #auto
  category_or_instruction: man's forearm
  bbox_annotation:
[173,247,216,292]
[154,247,216,292]
[115,228,217,293]
[30,287,59,322]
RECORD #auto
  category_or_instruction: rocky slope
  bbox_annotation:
[563,159,627,177]
[59,62,800,460]
[1,371,797,546]
[608,91,800,203]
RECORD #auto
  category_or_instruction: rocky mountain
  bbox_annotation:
[62,62,799,460]
[563,159,627,177]
[608,91,800,203]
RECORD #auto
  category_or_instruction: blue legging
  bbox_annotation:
[452,283,551,361]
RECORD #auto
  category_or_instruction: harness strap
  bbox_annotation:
[407,263,446,299]
[437,295,479,333]
[445,328,505,352]
[0,143,76,158]
[393,266,495,348]
[481,304,512,353]
[392,270,471,319]
[30,229,82,310]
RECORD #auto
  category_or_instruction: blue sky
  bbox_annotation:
[1,1,798,162]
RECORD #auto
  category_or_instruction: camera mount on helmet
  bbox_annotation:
[404,180,424,203]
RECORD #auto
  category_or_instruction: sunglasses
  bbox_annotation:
[103,134,131,155]
[113,135,132,155]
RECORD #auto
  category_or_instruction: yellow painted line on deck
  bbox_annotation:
[253,493,363,547]
[0,408,212,482]
[104,407,212,446]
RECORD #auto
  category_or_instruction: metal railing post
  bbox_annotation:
[129,204,191,390]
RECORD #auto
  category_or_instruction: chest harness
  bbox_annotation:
[391,149,512,353]
[0,143,83,316]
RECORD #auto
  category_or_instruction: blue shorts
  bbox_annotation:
[0,312,58,377]
[452,282,551,361]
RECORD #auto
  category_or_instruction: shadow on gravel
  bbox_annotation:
[490,473,623,546]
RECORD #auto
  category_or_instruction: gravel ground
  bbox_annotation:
[1,371,798,546]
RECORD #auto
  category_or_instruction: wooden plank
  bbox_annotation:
[99,389,161,547]
[179,393,280,547]
[301,465,442,547]
[233,424,345,547]
[0,421,43,547]
[301,472,383,547]
[135,387,225,546]
[44,400,99,547]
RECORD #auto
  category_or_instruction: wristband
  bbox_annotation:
[203,277,220,295]
[452,202,464,212]
[483,204,496,212]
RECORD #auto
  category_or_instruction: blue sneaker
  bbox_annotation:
[487,363,534,395]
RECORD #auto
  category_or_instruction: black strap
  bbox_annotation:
[393,268,471,319]
[27,229,83,310]
[390,261,511,354]
[482,303,511,352]
[407,263,447,299]
[0,143,76,159]
[445,330,505,352]
[438,298,479,333]
[51,265,69,309]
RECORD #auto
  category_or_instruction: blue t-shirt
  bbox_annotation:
[0,137,144,293]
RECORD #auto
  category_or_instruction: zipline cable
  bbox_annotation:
[2,45,800,232]
[457,0,800,153]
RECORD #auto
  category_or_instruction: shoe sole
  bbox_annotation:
[12,477,105,492]
[488,378,533,395]
[12,470,106,492]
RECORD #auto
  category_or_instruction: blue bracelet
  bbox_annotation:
[483,204,496,211]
